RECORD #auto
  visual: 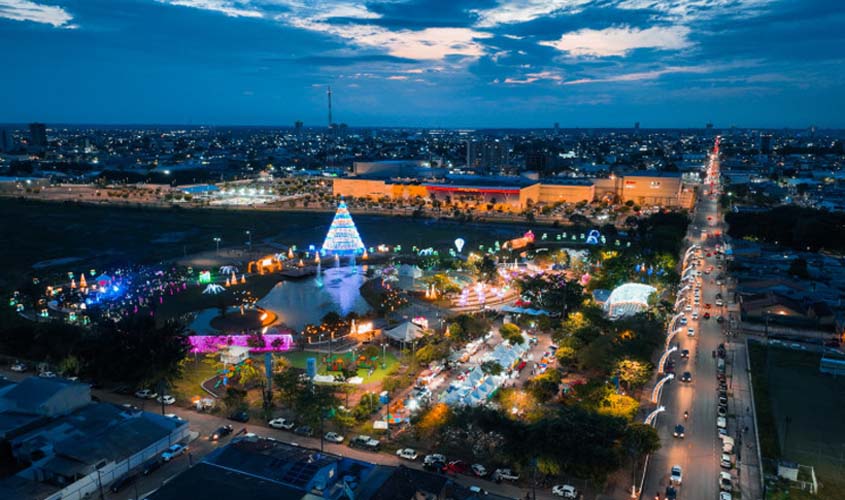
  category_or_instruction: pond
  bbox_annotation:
[255,265,372,330]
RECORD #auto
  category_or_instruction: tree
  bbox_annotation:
[274,369,304,408]
[480,360,504,376]
[416,342,451,364]
[554,346,576,367]
[526,370,562,401]
[623,423,661,486]
[238,362,265,389]
[476,255,499,283]
[614,358,652,390]
[415,403,452,441]
[222,387,247,412]
[499,323,524,345]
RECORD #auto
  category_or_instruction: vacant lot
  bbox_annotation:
[749,342,845,499]
[0,198,524,288]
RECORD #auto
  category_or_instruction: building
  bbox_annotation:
[333,163,695,211]
[466,140,509,172]
[0,377,190,500]
[28,123,48,153]
[146,436,511,500]
[0,128,15,153]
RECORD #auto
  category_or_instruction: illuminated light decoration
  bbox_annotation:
[202,284,225,295]
[586,229,601,245]
[322,201,365,254]
[225,278,231,287]
[198,271,212,284]
[240,275,246,284]
[362,250,368,260]
[188,333,294,353]
[605,283,656,320]
[287,248,294,260]
[70,279,76,289]
[454,238,465,253]
[220,265,239,275]
[79,274,87,288]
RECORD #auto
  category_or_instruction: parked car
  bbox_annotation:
[444,460,471,475]
[324,432,344,443]
[161,443,187,461]
[718,406,727,417]
[141,458,163,476]
[294,425,313,437]
[670,465,683,484]
[552,484,578,498]
[349,435,380,451]
[720,491,733,500]
[719,471,733,491]
[471,463,487,477]
[721,453,732,469]
[396,448,418,461]
[493,468,519,482]
[210,425,234,441]
[156,394,176,405]
[135,389,157,399]
[38,371,56,378]
[228,410,250,423]
[673,424,685,438]
[268,417,294,430]
[110,473,139,493]
[10,361,28,372]
[424,453,446,465]
[717,416,727,429]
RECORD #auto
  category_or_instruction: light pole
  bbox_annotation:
[245,230,252,252]
[213,237,221,255]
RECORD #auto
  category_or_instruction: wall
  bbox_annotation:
[332,178,390,199]
[537,183,594,204]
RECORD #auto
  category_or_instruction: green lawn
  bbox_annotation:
[280,349,399,384]
[171,355,219,403]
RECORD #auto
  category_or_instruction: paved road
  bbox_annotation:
[642,148,724,500]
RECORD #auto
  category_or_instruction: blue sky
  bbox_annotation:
[1,0,843,128]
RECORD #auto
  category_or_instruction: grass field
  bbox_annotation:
[749,342,845,499]
[0,198,527,288]
[280,349,399,384]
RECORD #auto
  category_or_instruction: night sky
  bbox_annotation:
[1,0,843,128]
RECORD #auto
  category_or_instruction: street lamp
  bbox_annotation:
[245,230,252,252]
[213,237,221,255]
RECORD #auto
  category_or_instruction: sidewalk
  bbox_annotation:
[727,338,763,499]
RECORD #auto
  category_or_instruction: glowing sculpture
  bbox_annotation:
[322,201,365,254]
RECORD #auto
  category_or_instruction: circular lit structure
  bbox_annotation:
[605,283,657,319]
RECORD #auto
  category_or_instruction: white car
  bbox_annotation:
[10,362,27,372]
[721,453,732,469]
[720,492,732,500]
[424,454,446,465]
[717,416,727,429]
[670,465,683,484]
[268,418,295,430]
[552,484,578,498]
[493,468,519,481]
[135,389,157,399]
[471,463,487,477]
[687,327,695,336]
[396,448,418,461]
[684,305,692,312]
[161,443,187,461]
[692,311,699,320]
[156,395,176,405]
[715,299,724,306]
[324,432,344,443]
[679,317,688,326]
[38,371,56,378]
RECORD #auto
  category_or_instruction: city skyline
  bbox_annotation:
[1,0,844,128]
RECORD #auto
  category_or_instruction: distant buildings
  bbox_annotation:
[28,123,47,154]
[0,377,190,500]
[0,129,15,153]
[466,139,510,173]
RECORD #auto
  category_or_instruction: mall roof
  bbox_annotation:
[145,462,302,500]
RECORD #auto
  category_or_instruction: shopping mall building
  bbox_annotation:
[333,160,696,211]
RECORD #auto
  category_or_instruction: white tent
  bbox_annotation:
[384,321,424,343]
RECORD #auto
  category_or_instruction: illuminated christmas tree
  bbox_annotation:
[322,201,365,254]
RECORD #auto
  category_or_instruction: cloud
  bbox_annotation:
[386,75,409,80]
[541,25,691,57]
[563,64,712,85]
[0,0,73,27]
[503,70,563,84]
[473,0,592,28]
[157,0,263,18]
[614,0,776,22]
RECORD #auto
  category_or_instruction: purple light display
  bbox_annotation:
[188,333,294,353]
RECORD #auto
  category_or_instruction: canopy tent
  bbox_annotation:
[384,321,425,344]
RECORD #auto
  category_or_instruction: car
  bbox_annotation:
[552,484,578,498]
[164,413,181,420]
[294,425,313,437]
[424,453,446,465]
[161,443,187,461]
[673,424,685,438]
[719,396,728,406]
[686,327,695,336]
[681,371,692,383]
[10,361,28,372]
[469,485,488,495]
[717,315,725,323]
[156,394,176,405]
[493,468,519,482]
[715,299,724,306]
[210,425,233,441]
[665,485,678,500]
[703,312,711,320]
[39,371,56,378]
[444,460,471,475]
[680,349,690,359]
[110,473,139,493]
[268,417,295,430]
[718,406,727,417]
[692,311,699,320]
[721,453,732,469]
[135,389,157,399]
[349,435,381,451]
[228,410,250,423]
[396,448,418,461]
[720,471,733,491]
[717,416,727,429]
[141,457,163,476]
[684,305,692,312]
[670,465,683,484]
[324,432,344,443]
[679,317,688,326]
[471,463,488,477]
[705,303,712,309]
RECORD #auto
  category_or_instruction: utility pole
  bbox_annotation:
[327,86,333,129]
